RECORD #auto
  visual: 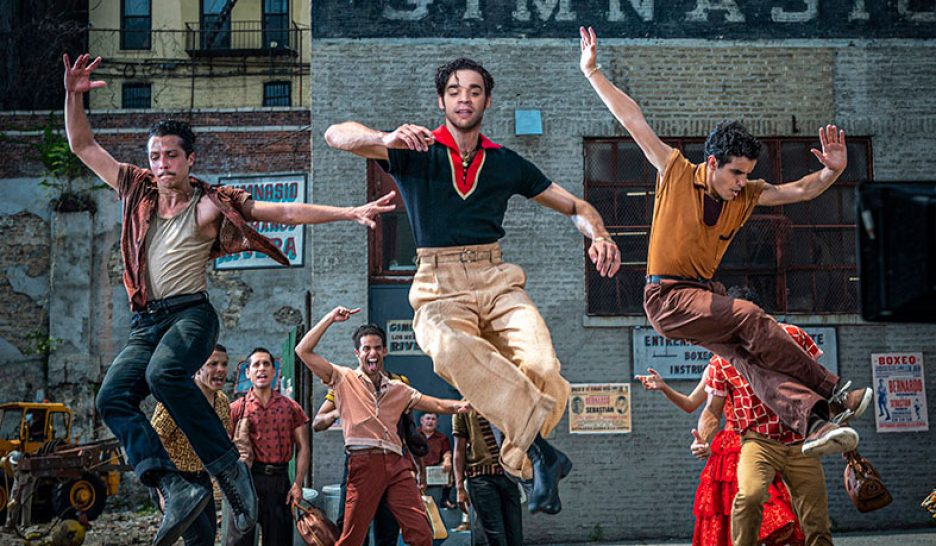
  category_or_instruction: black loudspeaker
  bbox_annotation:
[857,182,936,322]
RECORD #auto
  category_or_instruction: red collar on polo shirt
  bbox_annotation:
[432,125,501,199]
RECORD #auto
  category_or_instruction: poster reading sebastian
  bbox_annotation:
[569,383,631,434]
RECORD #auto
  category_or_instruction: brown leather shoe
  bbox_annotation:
[802,420,859,457]
[829,383,873,423]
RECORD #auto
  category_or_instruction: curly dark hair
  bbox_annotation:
[352,324,387,350]
[435,58,495,98]
[703,120,762,167]
[148,119,196,157]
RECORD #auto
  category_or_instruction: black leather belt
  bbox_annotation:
[645,275,710,285]
[252,463,289,476]
[140,291,209,315]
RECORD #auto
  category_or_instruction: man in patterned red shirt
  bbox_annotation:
[228,348,310,546]
[693,319,833,546]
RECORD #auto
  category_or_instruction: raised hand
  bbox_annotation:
[690,429,710,460]
[63,53,106,94]
[810,124,847,173]
[579,26,598,76]
[588,236,621,278]
[636,368,666,391]
[382,124,435,152]
[329,306,360,323]
[348,191,397,229]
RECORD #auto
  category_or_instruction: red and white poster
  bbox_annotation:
[871,352,928,433]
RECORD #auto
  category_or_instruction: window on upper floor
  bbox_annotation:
[367,161,417,283]
[263,81,291,107]
[122,82,151,109]
[584,136,872,316]
[201,0,231,50]
[121,0,151,50]
[263,0,289,49]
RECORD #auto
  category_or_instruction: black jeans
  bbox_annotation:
[96,301,238,486]
[467,474,522,546]
[337,454,401,546]
[228,469,291,546]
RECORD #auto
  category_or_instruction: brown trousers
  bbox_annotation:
[410,243,570,479]
[733,432,832,546]
[644,280,838,435]
[338,451,432,546]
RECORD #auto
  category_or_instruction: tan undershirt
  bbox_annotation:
[144,188,214,300]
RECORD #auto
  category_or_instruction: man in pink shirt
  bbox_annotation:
[296,306,469,546]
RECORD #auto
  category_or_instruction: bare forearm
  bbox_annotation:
[586,71,647,134]
[415,396,463,415]
[570,199,611,240]
[453,438,467,488]
[798,167,842,201]
[65,91,95,153]
[661,384,695,413]
[312,410,338,432]
[294,445,310,487]
[295,315,336,381]
[269,202,353,225]
[324,121,385,152]
[697,407,721,443]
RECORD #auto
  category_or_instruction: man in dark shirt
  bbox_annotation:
[325,57,621,514]
[62,53,393,546]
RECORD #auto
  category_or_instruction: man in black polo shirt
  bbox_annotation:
[325,58,621,514]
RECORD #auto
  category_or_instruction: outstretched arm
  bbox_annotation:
[637,369,706,413]
[242,191,396,229]
[63,53,120,189]
[532,182,621,278]
[295,306,360,384]
[580,27,673,173]
[412,395,470,415]
[758,125,847,206]
[324,121,436,160]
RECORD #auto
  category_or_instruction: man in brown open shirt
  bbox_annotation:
[578,27,872,457]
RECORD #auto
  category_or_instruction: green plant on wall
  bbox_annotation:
[33,114,107,212]
[23,328,63,356]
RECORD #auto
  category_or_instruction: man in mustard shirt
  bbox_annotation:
[579,27,871,457]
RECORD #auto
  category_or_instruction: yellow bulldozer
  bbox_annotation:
[0,402,126,525]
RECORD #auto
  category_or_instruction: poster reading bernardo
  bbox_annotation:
[214,173,307,270]
[871,352,928,433]
[568,383,631,434]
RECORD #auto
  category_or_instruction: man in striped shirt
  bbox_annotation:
[453,407,522,546]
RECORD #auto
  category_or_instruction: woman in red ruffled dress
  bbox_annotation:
[637,369,805,546]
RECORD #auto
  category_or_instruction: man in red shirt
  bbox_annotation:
[693,324,833,546]
[420,413,455,508]
[228,348,310,546]
[296,306,469,546]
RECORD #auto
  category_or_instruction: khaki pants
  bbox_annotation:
[733,432,832,546]
[409,243,570,479]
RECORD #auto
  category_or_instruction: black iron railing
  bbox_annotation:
[184,20,300,57]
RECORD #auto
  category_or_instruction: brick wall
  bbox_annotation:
[310,39,936,542]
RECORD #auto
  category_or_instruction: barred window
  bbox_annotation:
[121,82,151,109]
[263,81,291,107]
[584,137,871,315]
[263,0,289,49]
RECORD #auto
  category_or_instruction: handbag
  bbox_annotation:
[293,501,340,546]
[399,412,429,458]
[421,495,448,540]
[843,450,892,513]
